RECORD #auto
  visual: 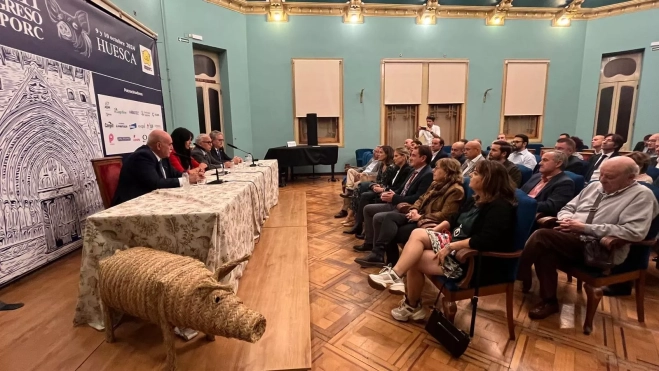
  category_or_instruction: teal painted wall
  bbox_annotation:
[576,9,659,146]
[246,16,587,170]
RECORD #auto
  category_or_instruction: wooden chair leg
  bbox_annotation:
[636,270,646,323]
[441,296,458,323]
[102,302,115,343]
[583,283,603,335]
[506,283,515,341]
[576,279,583,292]
[567,274,573,283]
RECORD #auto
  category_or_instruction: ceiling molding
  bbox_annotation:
[205,0,659,20]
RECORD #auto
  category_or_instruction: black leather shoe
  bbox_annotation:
[334,210,348,218]
[354,253,385,268]
[353,243,373,252]
[344,223,362,235]
[355,233,365,240]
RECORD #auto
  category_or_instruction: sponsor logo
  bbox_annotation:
[104,102,110,110]
[141,111,151,117]
[153,113,161,117]
[105,113,112,117]
[108,134,115,144]
[146,123,154,129]
[154,124,162,129]
[114,108,127,115]
[142,134,148,141]
[118,136,131,142]
[129,123,137,129]
[133,135,141,142]
[138,124,145,129]
[129,110,139,115]
[104,122,114,128]
[140,45,155,75]
[116,123,128,128]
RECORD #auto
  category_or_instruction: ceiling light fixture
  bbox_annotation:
[416,0,438,25]
[343,0,364,24]
[552,0,583,27]
[266,0,288,22]
[486,0,512,26]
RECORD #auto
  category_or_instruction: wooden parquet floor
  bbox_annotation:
[286,177,659,371]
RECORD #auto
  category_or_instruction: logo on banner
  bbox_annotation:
[129,123,137,129]
[114,108,126,115]
[104,122,113,128]
[132,135,141,141]
[105,102,110,109]
[139,45,154,75]
[142,134,148,142]
[141,111,151,117]
[116,123,127,128]
[45,0,93,57]
[129,110,139,115]
[108,134,114,144]
[118,136,131,142]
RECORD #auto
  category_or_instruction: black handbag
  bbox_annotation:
[425,253,482,358]
[582,193,614,272]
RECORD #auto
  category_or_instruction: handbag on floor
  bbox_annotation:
[425,252,482,358]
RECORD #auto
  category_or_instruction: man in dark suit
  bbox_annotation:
[554,137,587,176]
[489,140,522,187]
[450,141,466,164]
[112,130,204,206]
[192,134,224,170]
[209,130,242,167]
[429,137,448,168]
[355,145,434,267]
[633,134,652,153]
[522,151,575,217]
[584,133,624,182]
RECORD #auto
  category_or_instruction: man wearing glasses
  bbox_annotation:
[209,130,242,168]
[192,134,225,170]
[508,133,537,170]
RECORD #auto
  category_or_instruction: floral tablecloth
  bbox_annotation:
[73,160,279,329]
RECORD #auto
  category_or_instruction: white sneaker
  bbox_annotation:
[391,298,427,322]
[389,281,405,295]
[368,265,402,290]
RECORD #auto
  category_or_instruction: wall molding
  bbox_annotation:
[205,0,659,22]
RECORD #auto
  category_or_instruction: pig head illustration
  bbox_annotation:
[45,0,92,58]
[99,247,266,371]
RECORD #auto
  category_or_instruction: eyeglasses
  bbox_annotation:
[511,140,522,144]
[202,141,212,144]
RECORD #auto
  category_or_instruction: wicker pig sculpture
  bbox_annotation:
[99,247,266,371]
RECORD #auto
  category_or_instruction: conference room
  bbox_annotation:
[1,0,659,370]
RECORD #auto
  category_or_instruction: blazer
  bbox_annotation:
[112,145,182,206]
[430,150,449,168]
[192,146,224,170]
[210,147,232,163]
[521,172,575,216]
[584,151,620,182]
[565,155,587,176]
[391,165,433,205]
[633,141,650,153]
[410,182,464,223]
[388,163,413,191]
[504,160,522,188]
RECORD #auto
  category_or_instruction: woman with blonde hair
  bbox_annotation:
[368,160,517,321]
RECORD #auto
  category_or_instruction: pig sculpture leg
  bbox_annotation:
[102,302,115,343]
[160,321,178,371]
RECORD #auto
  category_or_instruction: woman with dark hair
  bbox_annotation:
[169,128,203,173]
[626,152,653,183]
[368,160,517,321]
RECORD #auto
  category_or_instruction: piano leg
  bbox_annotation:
[329,164,337,182]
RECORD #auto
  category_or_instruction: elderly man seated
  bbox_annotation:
[340,146,382,198]
[521,151,575,217]
[450,141,466,164]
[518,157,659,320]
[461,141,485,176]
[191,134,225,170]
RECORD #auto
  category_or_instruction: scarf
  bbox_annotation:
[415,179,459,212]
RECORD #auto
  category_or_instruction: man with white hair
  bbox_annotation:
[112,130,204,205]
[648,133,659,168]
[519,156,659,320]
[192,134,225,170]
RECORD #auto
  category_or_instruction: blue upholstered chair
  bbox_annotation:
[356,148,373,167]
[362,151,374,166]
[517,164,533,186]
[538,183,659,335]
[527,143,544,154]
[442,146,451,154]
[431,189,538,340]
[563,171,585,197]
[646,167,659,181]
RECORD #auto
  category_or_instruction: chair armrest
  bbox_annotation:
[480,251,523,259]
[537,216,558,229]
[455,248,478,263]
[600,236,657,250]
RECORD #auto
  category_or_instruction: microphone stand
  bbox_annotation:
[227,143,258,167]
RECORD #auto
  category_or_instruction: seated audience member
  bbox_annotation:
[345,147,412,234]
[192,134,225,170]
[459,138,468,144]
[418,116,441,145]
[633,134,653,153]
[585,133,623,182]
[112,130,204,206]
[367,161,517,320]
[461,141,485,176]
[571,136,587,154]
[553,137,586,175]
[354,158,465,268]
[352,146,434,260]
[472,138,488,157]
[521,151,575,217]
[340,147,382,198]
[497,133,507,141]
[342,146,395,227]
[559,133,570,139]
[509,134,537,170]
[626,152,653,183]
[649,133,659,167]
[429,137,448,168]
[518,157,659,319]
[411,139,422,151]
[404,138,413,151]
[591,135,604,155]
[169,128,205,173]
[209,130,242,168]
[450,141,466,164]
[488,140,522,187]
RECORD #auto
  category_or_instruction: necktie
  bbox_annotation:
[158,160,166,178]
[401,171,419,196]
[593,154,608,171]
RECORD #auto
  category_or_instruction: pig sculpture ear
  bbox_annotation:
[213,254,251,282]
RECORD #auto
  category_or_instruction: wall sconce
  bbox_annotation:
[486,0,512,26]
[551,0,583,27]
[343,0,364,24]
[416,0,438,25]
[267,0,288,22]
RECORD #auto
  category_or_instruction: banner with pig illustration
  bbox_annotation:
[0,0,165,286]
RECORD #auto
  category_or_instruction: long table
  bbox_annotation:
[73,160,279,330]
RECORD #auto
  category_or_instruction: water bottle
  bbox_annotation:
[245,153,253,165]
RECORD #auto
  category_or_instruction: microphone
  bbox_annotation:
[226,143,258,167]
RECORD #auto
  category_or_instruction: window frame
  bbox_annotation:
[291,58,344,147]
[194,49,224,134]
[499,59,550,142]
[379,59,468,146]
